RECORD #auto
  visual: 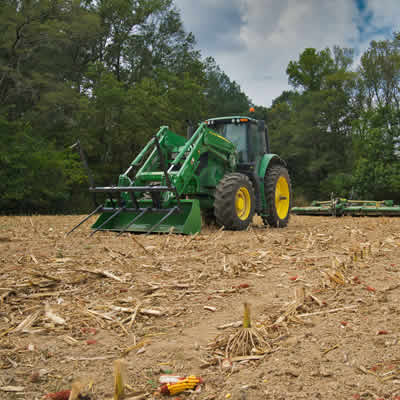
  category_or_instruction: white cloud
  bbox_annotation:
[234,0,359,105]
[366,0,400,29]
[175,0,396,107]
[174,0,246,52]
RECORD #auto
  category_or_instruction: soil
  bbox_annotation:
[0,214,399,400]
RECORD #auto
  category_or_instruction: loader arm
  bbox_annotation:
[168,123,237,196]
[129,123,236,198]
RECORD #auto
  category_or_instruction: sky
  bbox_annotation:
[174,0,399,107]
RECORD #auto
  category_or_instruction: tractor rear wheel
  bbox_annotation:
[214,173,255,230]
[263,165,291,228]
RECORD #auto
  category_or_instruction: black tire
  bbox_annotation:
[214,173,256,230]
[263,165,292,228]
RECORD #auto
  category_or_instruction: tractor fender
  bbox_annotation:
[257,154,287,179]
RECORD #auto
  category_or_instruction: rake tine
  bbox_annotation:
[66,204,104,236]
[117,208,149,236]
[89,207,125,237]
[146,206,178,235]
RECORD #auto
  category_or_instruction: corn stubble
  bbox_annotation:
[113,359,126,400]
[211,302,271,357]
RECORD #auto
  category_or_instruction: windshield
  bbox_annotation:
[214,123,248,162]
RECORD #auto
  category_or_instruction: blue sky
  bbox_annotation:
[174,0,398,107]
[353,0,392,42]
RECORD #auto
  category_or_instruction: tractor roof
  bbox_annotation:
[206,116,258,123]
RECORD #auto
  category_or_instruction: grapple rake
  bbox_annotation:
[68,131,201,236]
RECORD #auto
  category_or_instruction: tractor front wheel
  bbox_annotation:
[214,173,255,230]
[263,165,291,228]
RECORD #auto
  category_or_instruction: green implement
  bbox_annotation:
[292,198,400,217]
[69,114,292,235]
[91,199,201,235]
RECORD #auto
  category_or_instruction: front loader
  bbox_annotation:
[69,115,292,235]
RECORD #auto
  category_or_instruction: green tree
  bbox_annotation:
[286,48,336,91]
[359,34,400,109]
[352,108,400,200]
[349,33,400,200]
[0,0,102,120]
[271,47,357,200]
[0,116,84,213]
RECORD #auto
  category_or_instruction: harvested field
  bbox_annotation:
[0,214,400,400]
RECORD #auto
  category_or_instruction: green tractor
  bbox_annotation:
[69,114,292,235]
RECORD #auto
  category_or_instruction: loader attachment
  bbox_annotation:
[90,197,201,234]
[67,129,204,235]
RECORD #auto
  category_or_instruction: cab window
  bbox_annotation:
[214,123,248,162]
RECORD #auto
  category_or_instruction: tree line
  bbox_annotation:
[0,0,399,214]
[265,40,400,203]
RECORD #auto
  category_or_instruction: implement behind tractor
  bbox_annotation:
[292,198,400,217]
[69,115,292,235]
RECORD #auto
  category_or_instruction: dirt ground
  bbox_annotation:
[1,214,400,400]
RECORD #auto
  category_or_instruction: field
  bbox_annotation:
[1,214,400,400]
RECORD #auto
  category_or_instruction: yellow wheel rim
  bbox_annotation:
[235,186,251,220]
[275,176,290,220]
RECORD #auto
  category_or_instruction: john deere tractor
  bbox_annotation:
[70,114,292,235]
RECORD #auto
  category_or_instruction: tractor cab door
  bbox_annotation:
[247,121,267,164]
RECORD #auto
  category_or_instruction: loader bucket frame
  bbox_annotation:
[68,131,203,235]
[90,198,201,235]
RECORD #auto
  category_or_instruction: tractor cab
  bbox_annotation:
[205,116,270,165]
